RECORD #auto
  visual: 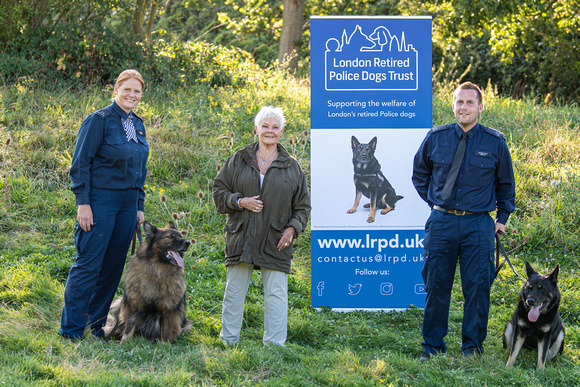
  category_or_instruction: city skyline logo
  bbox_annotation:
[325,25,419,91]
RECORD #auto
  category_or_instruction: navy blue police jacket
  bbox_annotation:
[412,122,515,225]
[70,101,149,211]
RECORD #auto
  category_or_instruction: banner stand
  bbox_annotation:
[310,16,433,311]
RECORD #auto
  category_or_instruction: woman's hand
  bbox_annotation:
[277,227,296,251]
[137,210,145,225]
[77,204,93,232]
[495,221,505,235]
[239,195,263,213]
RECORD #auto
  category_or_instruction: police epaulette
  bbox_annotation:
[95,108,112,119]
[131,112,143,122]
[431,124,452,133]
[483,126,504,138]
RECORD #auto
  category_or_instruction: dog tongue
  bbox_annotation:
[528,306,541,322]
[169,251,184,267]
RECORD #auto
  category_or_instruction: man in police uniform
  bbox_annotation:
[412,82,516,361]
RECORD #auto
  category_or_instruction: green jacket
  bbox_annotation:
[212,142,311,273]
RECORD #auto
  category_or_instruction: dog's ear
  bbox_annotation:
[168,221,177,230]
[143,221,157,239]
[525,261,536,278]
[548,264,560,284]
[369,137,377,150]
[351,136,359,148]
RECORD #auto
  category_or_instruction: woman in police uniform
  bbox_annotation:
[58,69,149,341]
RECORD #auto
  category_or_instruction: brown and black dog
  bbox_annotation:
[347,136,403,223]
[104,221,191,342]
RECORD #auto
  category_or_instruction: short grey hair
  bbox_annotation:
[254,106,285,128]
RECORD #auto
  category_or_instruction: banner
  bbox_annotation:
[310,16,432,310]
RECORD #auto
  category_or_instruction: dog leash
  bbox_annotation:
[104,315,121,342]
[105,224,142,342]
[131,223,143,255]
[495,230,524,280]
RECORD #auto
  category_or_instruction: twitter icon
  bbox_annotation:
[348,283,362,295]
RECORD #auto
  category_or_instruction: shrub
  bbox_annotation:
[0,26,260,88]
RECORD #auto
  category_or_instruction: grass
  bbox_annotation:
[1,69,580,385]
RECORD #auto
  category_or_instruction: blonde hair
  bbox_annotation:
[115,69,144,90]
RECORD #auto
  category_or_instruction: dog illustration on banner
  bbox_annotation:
[347,136,403,223]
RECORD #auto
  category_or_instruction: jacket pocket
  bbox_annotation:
[136,132,149,147]
[431,151,452,186]
[264,220,292,262]
[469,154,495,169]
[466,155,496,186]
[103,134,126,145]
[224,220,245,258]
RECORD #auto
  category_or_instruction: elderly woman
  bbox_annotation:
[212,106,311,346]
[58,69,149,341]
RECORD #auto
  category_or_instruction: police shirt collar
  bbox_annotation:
[111,101,132,120]
[454,122,480,139]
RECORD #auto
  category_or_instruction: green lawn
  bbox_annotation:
[1,73,580,385]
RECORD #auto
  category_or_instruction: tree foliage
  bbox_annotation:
[0,0,136,83]
[0,0,258,87]
[488,1,579,100]
[0,0,577,102]
[401,0,580,101]
[155,0,399,72]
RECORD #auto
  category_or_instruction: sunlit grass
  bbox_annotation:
[0,72,579,384]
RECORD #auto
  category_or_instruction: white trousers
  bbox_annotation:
[219,262,288,346]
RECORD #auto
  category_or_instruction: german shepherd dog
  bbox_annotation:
[347,136,403,223]
[504,262,565,368]
[104,221,192,343]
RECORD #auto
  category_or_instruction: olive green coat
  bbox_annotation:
[212,142,311,273]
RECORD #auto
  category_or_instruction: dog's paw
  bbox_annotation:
[381,206,393,215]
[181,319,193,334]
[366,216,375,223]
[506,356,517,367]
[347,207,357,214]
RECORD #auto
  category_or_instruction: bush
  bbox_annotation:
[0,24,145,85]
[0,25,260,88]
[146,40,260,87]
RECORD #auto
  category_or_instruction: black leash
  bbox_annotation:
[494,230,524,280]
[131,223,143,255]
[104,317,121,342]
